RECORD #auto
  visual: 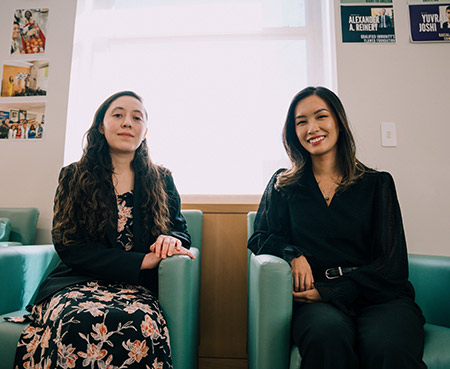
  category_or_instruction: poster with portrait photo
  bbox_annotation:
[341,5,396,43]
[1,60,49,97]
[10,8,49,55]
[408,2,450,42]
[0,101,46,140]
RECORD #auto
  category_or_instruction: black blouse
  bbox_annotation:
[248,167,415,315]
[35,164,190,304]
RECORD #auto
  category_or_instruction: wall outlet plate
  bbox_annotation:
[381,122,397,147]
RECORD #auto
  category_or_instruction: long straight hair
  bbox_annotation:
[52,91,171,245]
[276,86,366,189]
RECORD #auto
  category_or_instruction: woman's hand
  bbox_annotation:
[140,252,162,270]
[293,288,322,303]
[290,255,314,292]
[149,235,195,259]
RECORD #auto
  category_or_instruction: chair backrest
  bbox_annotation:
[181,209,203,251]
[408,253,450,328]
[0,207,39,245]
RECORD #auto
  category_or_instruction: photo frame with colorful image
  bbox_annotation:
[10,8,49,55]
[10,109,19,122]
[0,111,9,121]
[1,60,49,97]
[0,102,46,140]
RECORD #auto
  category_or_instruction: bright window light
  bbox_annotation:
[65,0,335,195]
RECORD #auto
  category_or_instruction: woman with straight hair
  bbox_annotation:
[14,91,194,369]
[248,86,427,369]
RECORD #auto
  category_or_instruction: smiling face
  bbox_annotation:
[294,95,339,159]
[99,95,148,156]
[12,23,20,39]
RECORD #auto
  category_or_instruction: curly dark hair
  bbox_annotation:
[52,91,171,245]
[276,86,366,190]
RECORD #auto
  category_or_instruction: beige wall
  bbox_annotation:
[333,0,450,256]
[0,0,77,243]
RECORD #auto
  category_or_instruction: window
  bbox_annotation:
[65,0,336,194]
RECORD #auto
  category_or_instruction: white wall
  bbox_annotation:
[333,0,450,256]
[0,0,77,243]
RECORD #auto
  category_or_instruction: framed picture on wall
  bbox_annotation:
[1,101,46,140]
[11,8,49,55]
[0,111,9,121]
[10,109,19,122]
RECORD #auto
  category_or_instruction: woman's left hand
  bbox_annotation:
[150,235,195,259]
[293,288,322,303]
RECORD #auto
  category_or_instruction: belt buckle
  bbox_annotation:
[325,266,343,280]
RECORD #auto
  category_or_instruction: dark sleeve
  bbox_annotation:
[247,170,304,263]
[165,172,191,248]
[53,166,146,285]
[315,172,411,314]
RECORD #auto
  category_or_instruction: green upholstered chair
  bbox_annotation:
[247,211,450,369]
[0,208,39,247]
[0,209,202,369]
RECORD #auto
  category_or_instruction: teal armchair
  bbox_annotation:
[247,211,450,369]
[0,209,202,369]
[0,208,39,246]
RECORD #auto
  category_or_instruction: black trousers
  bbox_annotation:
[292,298,427,369]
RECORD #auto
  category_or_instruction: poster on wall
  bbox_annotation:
[340,0,396,43]
[0,101,46,140]
[1,60,49,97]
[408,1,450,42]
[10,8,49,55]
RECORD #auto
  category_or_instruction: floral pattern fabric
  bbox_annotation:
[117,191,134,251]
[14,282,172,369]
[13,191,172,369]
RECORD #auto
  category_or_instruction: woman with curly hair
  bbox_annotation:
[248,86,426,369]
[14,91,194,369]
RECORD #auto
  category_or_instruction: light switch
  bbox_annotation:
[381,122,397,147]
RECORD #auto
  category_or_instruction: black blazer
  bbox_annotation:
[35,164,191,304]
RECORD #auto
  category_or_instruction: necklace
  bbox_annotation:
[314,174,341,203]
[320,186,334,202]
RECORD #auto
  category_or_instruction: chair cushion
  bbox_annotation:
[0,218,11,241]
[423,323,450,369]
[0,310,29,369]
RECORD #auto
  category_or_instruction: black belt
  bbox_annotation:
[325,266,359,280]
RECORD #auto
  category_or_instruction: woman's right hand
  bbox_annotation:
[290,255,314,292]
[140,252,162,270]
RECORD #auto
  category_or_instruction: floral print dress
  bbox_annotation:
[13,191,173,369]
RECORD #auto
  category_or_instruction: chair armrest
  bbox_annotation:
[158,247,200,369]
[248,252,293,369]
[0,245,58,315]
[409,254,450,328]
